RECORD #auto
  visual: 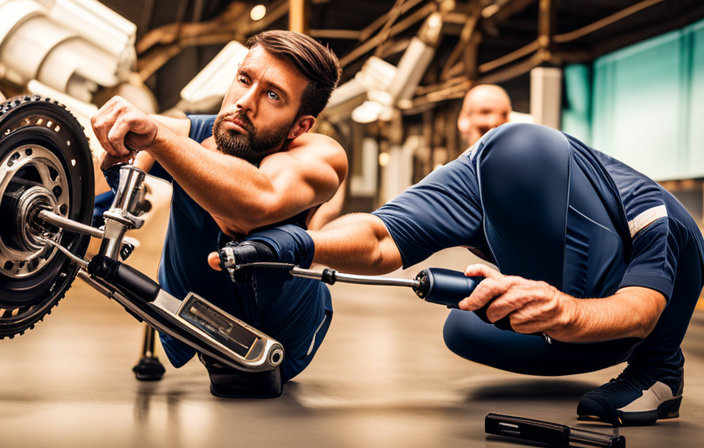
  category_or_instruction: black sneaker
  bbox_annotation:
[198,354,283,399]
[577,365,683,426]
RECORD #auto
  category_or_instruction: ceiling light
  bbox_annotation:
[250,4,266,21]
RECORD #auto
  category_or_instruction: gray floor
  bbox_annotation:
[2,244,704,448]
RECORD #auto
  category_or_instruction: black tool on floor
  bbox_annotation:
[485,413,626,447]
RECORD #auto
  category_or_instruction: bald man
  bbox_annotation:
[457,84,512,147]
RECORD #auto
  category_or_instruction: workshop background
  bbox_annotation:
[2,1,704,447]
[3,0,704,215]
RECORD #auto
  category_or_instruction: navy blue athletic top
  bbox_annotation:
[158,115,308,302]
[373,123,704,303]
[158,115,332,378]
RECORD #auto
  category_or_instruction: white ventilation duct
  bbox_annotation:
[347,12,443,123]
[178,40,249,112]
[0,0,136,103]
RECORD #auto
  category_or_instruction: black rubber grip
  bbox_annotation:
[220,240,276,268]
[88,255,160,303]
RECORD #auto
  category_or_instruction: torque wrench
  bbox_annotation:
[217,243,517,331]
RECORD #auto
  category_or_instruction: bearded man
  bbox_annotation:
[91,30,346,398]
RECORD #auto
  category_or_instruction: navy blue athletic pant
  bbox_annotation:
[443,126,702,375]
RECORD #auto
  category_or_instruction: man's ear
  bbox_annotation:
[288,115,316,140]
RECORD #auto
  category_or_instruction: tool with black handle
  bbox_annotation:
[485,413,626,447]
[219,241,514,330]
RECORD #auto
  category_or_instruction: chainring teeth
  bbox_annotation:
[0,96,92,337]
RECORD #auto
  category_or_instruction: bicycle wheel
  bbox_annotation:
[0,95,94,338]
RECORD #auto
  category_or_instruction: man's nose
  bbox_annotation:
[235,86,258,115]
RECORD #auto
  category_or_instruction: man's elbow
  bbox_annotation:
[635,299,667,339]
[636,311,665,339]
[211,203,276,236]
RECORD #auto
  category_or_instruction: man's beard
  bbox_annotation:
[213,111,293,161]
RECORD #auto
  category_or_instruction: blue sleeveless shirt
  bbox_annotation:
[158,115,332,380]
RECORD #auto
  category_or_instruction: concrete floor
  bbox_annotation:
[2,244,704,448]
[3,180,704,447]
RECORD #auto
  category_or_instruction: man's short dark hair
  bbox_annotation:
[246,30,341,118]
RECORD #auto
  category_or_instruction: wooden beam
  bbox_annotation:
[374,0,407,57]
[136,2,247,54]
[537,0,555,49]
[357,0,427,42]
[484,0,538,24]
[289,0,310,34]
[339,2,437,67]
[463,30,482,79]
[309,29,362,40]
[440,1,481,81]
[477,50,544,84]
[477,39,540,73]
[553,0,666,43]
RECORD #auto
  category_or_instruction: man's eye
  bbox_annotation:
[238,76,249,85]
[267,91,280,101]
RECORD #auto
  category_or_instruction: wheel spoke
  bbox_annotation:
[34,160,57,189]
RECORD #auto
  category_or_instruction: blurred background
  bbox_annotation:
[1,0,703,217]
[3,3,704,447]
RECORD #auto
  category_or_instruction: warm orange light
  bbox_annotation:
[250,4,266,21]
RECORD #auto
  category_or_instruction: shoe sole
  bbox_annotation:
[615,396,682,426]
[210,383,282,399]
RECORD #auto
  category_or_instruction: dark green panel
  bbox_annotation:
[564,17,704,181]
[687,20,704,178]
[562,64,592,145]
[593,31,682,180]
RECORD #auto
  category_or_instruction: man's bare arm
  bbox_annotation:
[92,97,347,235]
[161,130,346,235]
[310,213,403,274]
[460,264,667,343]
[152,114,191,136]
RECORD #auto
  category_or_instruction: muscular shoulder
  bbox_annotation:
[269,132,347,180]
[288,133,344,158]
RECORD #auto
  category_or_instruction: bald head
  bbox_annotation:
[457,84,512,147]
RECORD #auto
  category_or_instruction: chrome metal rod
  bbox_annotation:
[290,266,420,288]
[78,269,117,297]
[37,236,89,268]
[38,210,104,239]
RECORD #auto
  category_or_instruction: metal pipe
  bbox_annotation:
[77,269,117,297]
[36,236,89,268]
[37,210,104,239]
[289,266,419,288]
[553,0,665,44]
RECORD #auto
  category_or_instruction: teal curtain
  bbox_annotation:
[562,19,704,181]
